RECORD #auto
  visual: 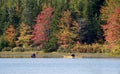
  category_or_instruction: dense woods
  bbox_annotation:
[0,0,120,54]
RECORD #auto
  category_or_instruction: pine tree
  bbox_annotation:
[81,0,104,43]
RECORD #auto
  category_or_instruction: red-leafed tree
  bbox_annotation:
[102,8,120,49]
[31,7,54,48]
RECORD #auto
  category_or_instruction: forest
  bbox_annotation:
[0,0,120,54]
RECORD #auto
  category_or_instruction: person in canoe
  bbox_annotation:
[31,53,36,58]
[71,53,75,58]
[31,52,39,58]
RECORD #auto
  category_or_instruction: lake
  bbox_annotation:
[0,58,120,74]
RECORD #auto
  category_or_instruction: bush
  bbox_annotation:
[44,37,58,52]
[57,47,71,53]
[91,43,103,53]
[100,44,110,53]
[112,45,120,55]
[72,43,107,53]
[0,36,9,51]
[2,47,12,51]
[12,47,24,52]
[24,47,34,51]
[72,44,91,53]
[57,44,73,53]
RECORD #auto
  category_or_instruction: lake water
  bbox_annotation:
[0,58,120,74]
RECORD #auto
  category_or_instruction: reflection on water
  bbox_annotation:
[0,58,120,74]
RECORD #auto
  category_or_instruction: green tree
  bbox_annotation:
[21,0,41,25]
[0,36,9,51]
[80,0,105,43]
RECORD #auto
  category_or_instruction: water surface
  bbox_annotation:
[0,58,120,74]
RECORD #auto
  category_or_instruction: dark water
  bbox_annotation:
[0,58,120,74]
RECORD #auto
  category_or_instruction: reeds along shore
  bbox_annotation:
[0,52,120,58]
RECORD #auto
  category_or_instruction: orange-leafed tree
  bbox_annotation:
[102,8,120,49]
[16,23,32,48]
[5,25,16,47]
[101,0,120,21]
[31,7,54,48]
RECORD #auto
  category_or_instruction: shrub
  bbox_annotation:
[72,44,90,53]
[111,45,120,55]
[91,43,103,53]
[2,47,12,51]
[72,43,108,53]
[57,44,73,53]
[0,36,9,51]
[57,47,71,53]
[24,47,34,51]
[44,37,58,52]
[100,44,110,53]
[12,47,24,52]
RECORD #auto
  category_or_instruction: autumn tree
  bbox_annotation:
[57,10,80,49]
[101,0,120,21]
[31,7,54,48]
[16,23,32,48]
[102,8,120,49]
[5,25,16,47]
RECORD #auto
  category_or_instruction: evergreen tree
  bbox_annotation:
[21,0,41,25]
[81,0,105,43]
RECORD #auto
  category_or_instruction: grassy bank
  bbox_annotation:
[0,51,120,58]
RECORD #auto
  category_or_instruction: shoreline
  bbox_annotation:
[0,52,120,58]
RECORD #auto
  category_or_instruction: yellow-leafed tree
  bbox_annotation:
[16,23,32,48]
[56,10,80,48]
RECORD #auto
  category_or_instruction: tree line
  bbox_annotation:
[0,0,120,53]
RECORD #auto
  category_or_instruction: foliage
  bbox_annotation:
[81,0,105,44]
[57,44,73,53]
[102,8,120,50]
[12,47,24,52]
[1,0,120,53]
[21,0,41,25]
[0,36,9,51]
[101,0,120,21]
[16,23,32,48]
[72,43,105,53]
[43,3,62,52]
[44,37,58,52]
[2,47,12,51]
[56,10,80,49]
[31,7,54,48]
[12,46,34,52]
[111,45,120,55]
[5,25,16,47]
[23,47,34,51]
